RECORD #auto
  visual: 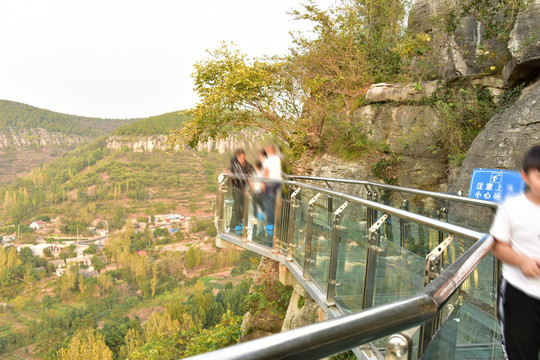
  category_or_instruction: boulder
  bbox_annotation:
[503,0,540,86]
[281,288,319,332]
[365,81,439,103]
[452,78,540,223]
[354,104,447,189]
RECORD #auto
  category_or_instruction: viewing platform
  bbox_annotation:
[190,174,503,360]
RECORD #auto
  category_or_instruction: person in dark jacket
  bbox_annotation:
[228,148,254,231]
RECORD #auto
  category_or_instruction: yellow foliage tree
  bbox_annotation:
[57,328,113,360]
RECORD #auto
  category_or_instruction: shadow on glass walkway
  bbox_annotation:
[186,174,504,360]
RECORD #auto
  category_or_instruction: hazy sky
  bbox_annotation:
[0,0,335,119]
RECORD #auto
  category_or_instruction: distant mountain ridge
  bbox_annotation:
[0,99,135,138]
[0,100,170,185]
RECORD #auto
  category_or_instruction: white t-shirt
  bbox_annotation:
[263,154,282,181]
[490,193,540,298]
[253,169,264,193]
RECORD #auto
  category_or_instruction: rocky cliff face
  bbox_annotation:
[105,131,267,154]
[408,0,508,80]
[0,128,86,148]
[0,128,89,184]
[451,78,540,223]
[408,0,540,86]
[504,0,540,86]
[295,81,449,195]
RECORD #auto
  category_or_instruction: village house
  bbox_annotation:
[1,235,16,243]
[29,220,46,231]
[66,256,92,268]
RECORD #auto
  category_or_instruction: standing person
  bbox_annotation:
[262,144,282,230]
[251,159,265,221]
[490,145,540,360]
[228,148,254,233]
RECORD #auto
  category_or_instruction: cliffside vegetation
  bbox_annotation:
[177,0,408,157]
[179,0,524,175]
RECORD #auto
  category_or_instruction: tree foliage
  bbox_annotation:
[179,0,409,155]
[57,327,113,360]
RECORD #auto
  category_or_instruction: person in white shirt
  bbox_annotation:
[490,145,540,359]
[262,144,282,229]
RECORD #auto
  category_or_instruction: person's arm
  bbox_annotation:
[492,238,540,277]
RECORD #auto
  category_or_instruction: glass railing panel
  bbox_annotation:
[447,211,495,234]
[309,194,334,290]
[421,302,503,360]
[290,189,315,266]
[372,237,425,306]
[422,254,502,360]
[398,220,444,259]
[333,202,369,313]
[246,190,273,247]
[276,194,291,254]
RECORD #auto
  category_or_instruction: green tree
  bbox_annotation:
[150,263,158,298]
[185,246,201,270]
[97,272,113,295]
[178,0,409,155]
[183,311,242,357]
[57,327,113,360]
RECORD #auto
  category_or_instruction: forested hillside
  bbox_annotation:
[0,215,262,359]
[0,100,137,185]
[0,110,229,231]
[111,110,190,136]
[0,100,133,137]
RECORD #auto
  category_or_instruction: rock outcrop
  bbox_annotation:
[106,130,267,154]
[365,81,440,103]
[408,0,508,80]
[0,128,86,148]
[503,0,540,86]
[239,257,287,342]
[452,78,540,224]
[281,282,320,332]
[455,78,540,191]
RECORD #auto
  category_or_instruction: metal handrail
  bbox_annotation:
[221,173,486,240]
[184,234,493,360]
[282,179,485,240]
[286,174,497,209]
[187,174,496,360]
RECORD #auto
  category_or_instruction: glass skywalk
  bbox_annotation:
[211,174,503,360]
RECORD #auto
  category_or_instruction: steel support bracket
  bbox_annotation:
[334,201,349,218]
[369,213,389,233]
[424,235,455,286]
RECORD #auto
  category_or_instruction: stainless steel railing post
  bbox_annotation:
[303,193,321,279]
[216,175,228,233]
[273,190,284,253]
[327,201,348,306]
[363,213,388,309]
[400,199,408,248]
[287,188,301,260]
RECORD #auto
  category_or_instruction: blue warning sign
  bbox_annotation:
[468,169,525,202]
